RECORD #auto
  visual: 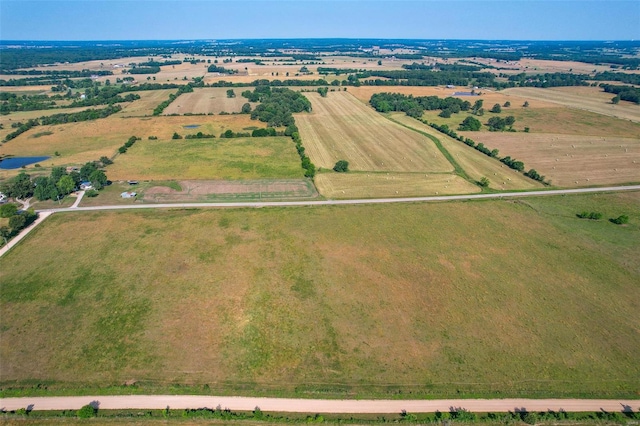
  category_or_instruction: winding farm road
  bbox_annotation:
[36,185,640,214]
[0,395,638,413]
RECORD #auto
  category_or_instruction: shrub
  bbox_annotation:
[85,189,99,198]
[333,160,349,173]
[0,203,18,218]
[610,215,629,225]
[76,404,97,418]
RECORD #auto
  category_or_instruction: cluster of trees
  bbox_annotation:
[226,89,235,98]
[185,132,216,139]
[0,202,37,245]
[152,84,194,115]
[577,211,603,220]
[333,160,349,172]
[127,66,161,74]
[500,156,525,171]
[118,136,139,154]
[487,116,516,131]
[505,72,590,88]
[524,168,545,182]
[0,84,138,114]
[243,87,312,127]
[577,211,630,225]
[370,92,471,118]
[3,105,122,142]
[601,84,640,104]
[458,116,482,131]
[317,87,329,97]
[207,65,237,74]
[219,129,251,138]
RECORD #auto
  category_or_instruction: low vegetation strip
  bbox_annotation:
[1,192,638,399]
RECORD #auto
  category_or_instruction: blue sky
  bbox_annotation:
[1,1,639,41]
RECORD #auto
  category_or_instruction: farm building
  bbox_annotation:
[121,191,137,198]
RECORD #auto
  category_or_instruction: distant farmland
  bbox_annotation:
[163,88,258,115]
[295,91,453,172]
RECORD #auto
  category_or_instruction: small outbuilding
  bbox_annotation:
[121,191,137,199]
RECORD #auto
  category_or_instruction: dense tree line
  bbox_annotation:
[505,72,590,88]
[207,65,237,74]
[127,66,161,74]
[354,68,497,87]
[117,136,140,154]
[243,87,312,127]
[2,105,122,142]
[600,84,640,104]
[370,92,470,118]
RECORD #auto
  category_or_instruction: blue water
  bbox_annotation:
[183,124,200,129]
[0,156,50,169]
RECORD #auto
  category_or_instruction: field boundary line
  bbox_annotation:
[385,114,471,181]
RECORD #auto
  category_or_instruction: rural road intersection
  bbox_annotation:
[0,395,638,413]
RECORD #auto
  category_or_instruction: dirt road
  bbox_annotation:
[1,395,638,413]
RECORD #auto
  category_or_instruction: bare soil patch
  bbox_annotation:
[143,179,317,202]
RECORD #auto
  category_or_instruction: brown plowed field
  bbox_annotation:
[143,179,317,202]
[468,132,640,187]
[295,91,452,172]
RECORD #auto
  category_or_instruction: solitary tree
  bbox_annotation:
[241,103,252,114]
[89,170,108,190]
[490,103,502,113]
[333,160,349,172]
[503,101,511,107]
[523,101,530,107]
[459,116,481,131]
[478,177,490,187]
[226,89,235,98]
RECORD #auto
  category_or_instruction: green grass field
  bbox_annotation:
[106,136,304,181]
[1,192,639,399]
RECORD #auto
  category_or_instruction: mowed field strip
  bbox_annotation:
[502,87,640,123]
[163,87,258,115]
[295,91,453,172]
[315,172,479,199]
[468,132,640,187]
[1,192,638,397]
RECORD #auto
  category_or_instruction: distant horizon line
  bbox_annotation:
[1,38,638,43]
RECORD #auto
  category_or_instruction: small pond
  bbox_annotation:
[0,156,50,169]
[183,124,200,129]
[453,92,479,96]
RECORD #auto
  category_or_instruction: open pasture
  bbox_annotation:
[1,192,639,398]
[163,87,257,115]
[467,132,640,187]
[106,136,304,181]
[0,114,263,179]
[389,114,543,190]
[503,87,640,123]
[295,91,453,172]
[315,171,478,199]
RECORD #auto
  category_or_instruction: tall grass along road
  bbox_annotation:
[0,396,638,413]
